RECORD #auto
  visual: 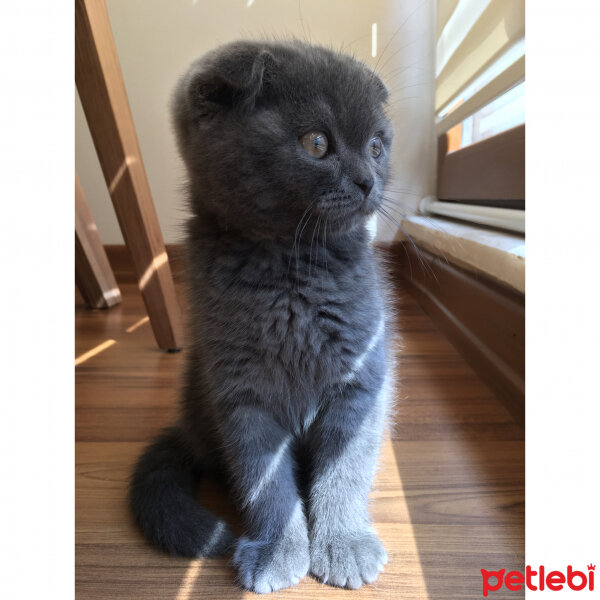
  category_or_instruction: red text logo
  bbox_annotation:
[481,564,595,596]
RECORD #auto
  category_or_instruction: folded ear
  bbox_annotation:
[187,44,276,111]
[369,71,389,104]
[375,77,389,103]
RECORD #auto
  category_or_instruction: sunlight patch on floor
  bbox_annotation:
[126,316,149,333]
[175,558,204,600]
[75,339,116,366]
[376,435,429,599]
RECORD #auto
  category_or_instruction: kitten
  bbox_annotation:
[130,39,395,593]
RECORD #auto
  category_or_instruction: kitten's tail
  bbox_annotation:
[129,427,235,557]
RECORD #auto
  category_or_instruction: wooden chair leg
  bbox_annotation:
[75,174,122,309]
[75,0,183,351]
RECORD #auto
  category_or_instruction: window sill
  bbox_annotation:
[396,215,525,294]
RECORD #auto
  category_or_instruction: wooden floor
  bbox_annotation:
[76,270,524,599]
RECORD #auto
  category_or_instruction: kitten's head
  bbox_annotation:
[172,40,393,238]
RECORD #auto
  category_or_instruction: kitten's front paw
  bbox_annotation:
[233,535,310,594]
[310,529,388,589]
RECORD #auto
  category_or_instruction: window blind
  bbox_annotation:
[424,0,525,233]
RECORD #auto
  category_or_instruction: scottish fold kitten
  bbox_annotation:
[130,40,394,593]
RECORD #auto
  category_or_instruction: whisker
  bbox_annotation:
[376,207,439,283]
[381,196,453,246]
[295,205,316,284]
[379,42,432,82]
[379,198,451,266]
[323,216,329,284]
[309,214,321,281]
[287,202,314,278]
[383,188,422,197]
[374,0,429,74]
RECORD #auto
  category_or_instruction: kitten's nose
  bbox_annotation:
[354,176,374,197]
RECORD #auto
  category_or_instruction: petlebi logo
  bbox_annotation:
[481,564,595,596]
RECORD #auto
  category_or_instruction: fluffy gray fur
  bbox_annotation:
[130,39,394,593]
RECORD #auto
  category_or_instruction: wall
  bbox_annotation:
[75,0,436,243]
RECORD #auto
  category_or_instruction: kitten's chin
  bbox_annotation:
[321,201,381,236]
[322,211,372,237]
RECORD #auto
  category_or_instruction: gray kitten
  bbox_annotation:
[130,39,394,593]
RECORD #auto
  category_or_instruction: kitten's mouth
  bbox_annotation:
[317,192,361,212]
[317,201,358,221]
[312,198,378,235]
[323,197,378,216]
[312,189,380,233]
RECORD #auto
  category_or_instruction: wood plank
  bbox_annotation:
[437,124,525,203]
[390,242,525,426]
[76,439,523,599]
[76,275,524,599]
[75,0,183,350]
[75,173,121,308]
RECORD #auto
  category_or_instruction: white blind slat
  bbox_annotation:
[435,0,525,113]
[437,0,460,40]
[436,0,491,75]
[436,54,524,135]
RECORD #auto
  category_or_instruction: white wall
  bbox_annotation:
[75,0,436,244]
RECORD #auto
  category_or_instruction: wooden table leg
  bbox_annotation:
[75,0,183,351]
[75,173,122,309]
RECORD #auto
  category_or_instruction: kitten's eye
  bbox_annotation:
[369,137,383,158]
[300,132,328,158]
